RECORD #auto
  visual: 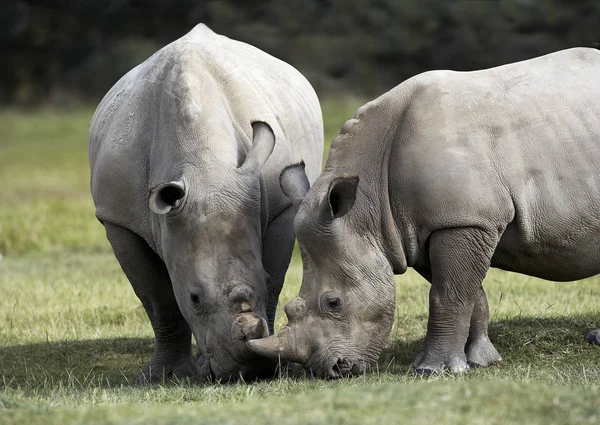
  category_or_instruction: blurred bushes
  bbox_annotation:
[2,0,599,105]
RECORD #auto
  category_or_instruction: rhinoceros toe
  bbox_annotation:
[466,337,502,368]
[586,329,600,345]
[412,352,469,376]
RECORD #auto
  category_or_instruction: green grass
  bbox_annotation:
[1,102,599,424]
[0,109,107,255]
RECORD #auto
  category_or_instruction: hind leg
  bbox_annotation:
[104,222,196,383]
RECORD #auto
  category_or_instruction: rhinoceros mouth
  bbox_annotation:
[322,357,367,379]
[198,347,276,381]
[327,357,351,379]
[197,354,217,380]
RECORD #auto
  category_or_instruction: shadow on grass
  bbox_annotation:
[0,337,155,389]
[378,313,599,375]
[1,315,598,391]
[0,337,301,391]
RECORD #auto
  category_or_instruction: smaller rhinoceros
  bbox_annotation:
[89,24,323,382]
[247,47,600,377]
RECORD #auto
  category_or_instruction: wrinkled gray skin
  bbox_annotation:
[89,24,322,382]
[248,48,600,377]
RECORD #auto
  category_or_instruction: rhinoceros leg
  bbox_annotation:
[104,222,197,383]
[413,268,501,369]
[465,286,502,367]
[261,206,296,335]
[413,227,497,375]
[414,267,502,367]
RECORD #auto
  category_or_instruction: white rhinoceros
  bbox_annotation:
[248,47,600,377]
[89,24,323,382]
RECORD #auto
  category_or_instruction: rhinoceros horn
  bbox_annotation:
[245,326,306,364]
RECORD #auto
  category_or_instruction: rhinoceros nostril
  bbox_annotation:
[329,357,355,378]
[351,362,365,375]
[327,358,341,380]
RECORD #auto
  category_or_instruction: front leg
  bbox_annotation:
[466,286,502,367]
[104,222,196,384]
[262,206,297,334]
[414,227,498,375]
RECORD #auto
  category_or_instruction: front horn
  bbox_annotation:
[245,326,306,364]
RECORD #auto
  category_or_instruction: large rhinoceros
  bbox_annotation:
[89,24,323,382]
[247,47,600,377]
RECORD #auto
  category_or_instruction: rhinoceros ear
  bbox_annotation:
[240,121,276,173]
[322,176,359,220]
[149,181,185,215]
[280,161,309,210]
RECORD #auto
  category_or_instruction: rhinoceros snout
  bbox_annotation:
[228,284,262,313]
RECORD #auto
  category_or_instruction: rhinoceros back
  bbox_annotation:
[89,24,323,252]
[383,47,600,279]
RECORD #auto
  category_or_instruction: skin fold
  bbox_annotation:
[248,47,600,377]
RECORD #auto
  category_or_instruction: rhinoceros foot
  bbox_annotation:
[139,354,198,385]
[586,329,600,345]
[466,337,502,368]
[412,351,469,376]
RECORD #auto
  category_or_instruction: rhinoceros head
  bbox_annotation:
[247,167,396,378]
[149,122,277,380]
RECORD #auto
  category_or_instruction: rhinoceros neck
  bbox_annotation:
[323,98,409,275]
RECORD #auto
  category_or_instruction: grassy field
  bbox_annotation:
[1,100,599,425]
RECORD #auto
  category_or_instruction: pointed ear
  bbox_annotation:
[240,121,276,173]
[149,181,185,214]
[321,176,359,220]
[280,161,310,210]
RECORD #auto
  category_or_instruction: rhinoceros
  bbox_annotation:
[88,24,323,382]
[247,47,600,377]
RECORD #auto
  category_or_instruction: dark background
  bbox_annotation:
[3,0,599,105]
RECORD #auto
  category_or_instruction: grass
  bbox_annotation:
[1,100,599,424]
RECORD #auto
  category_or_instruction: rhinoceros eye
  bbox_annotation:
[320,292,343,313]
[328,297,341,308]
[190,288,203,311]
